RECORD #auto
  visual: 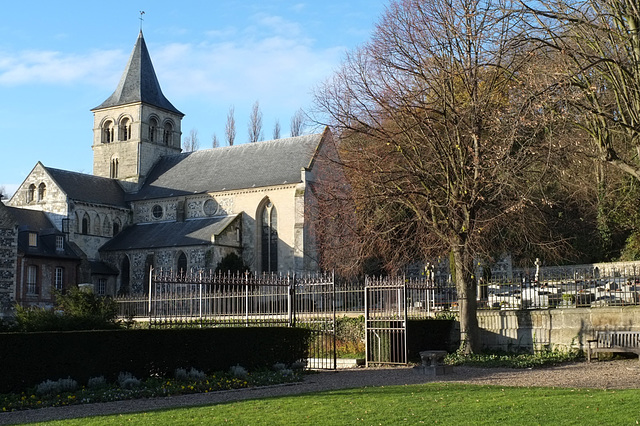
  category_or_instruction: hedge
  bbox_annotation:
[0,327,310,393]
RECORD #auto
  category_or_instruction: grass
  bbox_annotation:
[36,382,640,425]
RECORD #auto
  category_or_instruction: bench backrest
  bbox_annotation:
[597,331,640,348]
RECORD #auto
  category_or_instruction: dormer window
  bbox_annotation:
[56,236,64,251]
[28,232,37,247]
[37,183,46,201]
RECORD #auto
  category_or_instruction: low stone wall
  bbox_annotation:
[478,307,640,352]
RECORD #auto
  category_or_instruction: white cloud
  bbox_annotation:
[0,49,125,87]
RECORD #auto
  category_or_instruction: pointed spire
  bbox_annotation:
[92,31,183,116]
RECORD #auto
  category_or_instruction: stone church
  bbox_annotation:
[0,31,342,315]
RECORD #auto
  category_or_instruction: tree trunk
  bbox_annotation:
[452,243,480,354]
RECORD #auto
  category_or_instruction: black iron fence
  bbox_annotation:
[115,263,640,324]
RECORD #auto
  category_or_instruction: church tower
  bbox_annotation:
[91,31,184,192]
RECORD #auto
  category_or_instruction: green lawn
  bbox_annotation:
[40,383,640,425]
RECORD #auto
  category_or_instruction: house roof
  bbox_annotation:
[45,167,127,207]
[130,133,323,200]
[100,215,239,251]
[6,206,54,231]
[92,31,183,116]
[6,207,81,259]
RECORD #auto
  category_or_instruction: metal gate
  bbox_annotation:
[143,269,337,370]
[365,276,408,366]
[295,274,336,370]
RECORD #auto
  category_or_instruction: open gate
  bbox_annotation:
[365,276,408,365]
[294,274,336,370]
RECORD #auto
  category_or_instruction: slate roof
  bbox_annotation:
[130,133,323,200]
[45,167,127,207]
[100,215,239,251]
[92,31,183,116]
[6,207,81,259]
[89,260,119,275]
[6,206,54,232]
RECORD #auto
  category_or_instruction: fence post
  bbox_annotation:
[148,266,153,326]
[403,276,408,364]
[199,269,203,327]
[245,271,250,326]
[332,270,337,369]
[288,273,295,327]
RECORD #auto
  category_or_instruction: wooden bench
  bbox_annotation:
[587,331,640,362]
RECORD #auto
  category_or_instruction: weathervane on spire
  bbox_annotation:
[139,11,145,31]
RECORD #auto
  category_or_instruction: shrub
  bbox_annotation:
[174,368,188,381]
[215,253,249,274]
[35,380,59,396]
[187,368,206,381]
[230,365,248,379]
[117,372,141,389]
[11,287,122,332]
[87,376,107,389]
[175,367,206,382]
[35,377,78,396]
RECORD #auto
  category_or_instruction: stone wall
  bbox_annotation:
[478,307,640,352]
[0,203,17,317]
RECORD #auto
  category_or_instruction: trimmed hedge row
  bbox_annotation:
[0,327,310,393]
[407,319,457,362]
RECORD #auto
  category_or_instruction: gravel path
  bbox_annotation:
[1,359,639,425]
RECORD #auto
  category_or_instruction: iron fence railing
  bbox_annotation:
[115,265,640,322]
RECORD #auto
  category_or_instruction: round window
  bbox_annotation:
[152,204,163,219]
[203,199,218,216]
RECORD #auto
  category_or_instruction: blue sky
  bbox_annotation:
[0,1,388,197]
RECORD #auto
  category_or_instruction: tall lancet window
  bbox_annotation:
[260,200,278,273]
[149,118,158,142]
[163,122,173,145]
[110,158,119,178]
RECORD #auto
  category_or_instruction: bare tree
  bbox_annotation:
[0,185,6,200]
[248,100,263,143]
[212,133,220,148]
[290,109,305,137]
[225,106,236,146]
[314,0,565,353]
[273,119,281,140]
[182,128,199,152]
[528,0,640,182]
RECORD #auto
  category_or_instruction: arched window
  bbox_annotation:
[113,218,121,236]
[93,215,101,235]
[120,117,131,141]
[102,120,114,143]
[259,200,278,273]
[163,122,173,146]
[102,216,111,236]
[149,117,158,143]
[37,183,46,201]
[81,213,90,235]
[120,256,130,295]
[177,251,188,275]
[26,184,35,203]
[110,158,119,178]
